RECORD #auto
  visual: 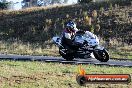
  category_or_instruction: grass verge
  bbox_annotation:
[0,61,131,88]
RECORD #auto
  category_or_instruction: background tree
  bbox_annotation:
[0,0,9,10]
[78,0,92,3]
[22,0,38,8]
[22,0,74,8]
[64,0,68,3]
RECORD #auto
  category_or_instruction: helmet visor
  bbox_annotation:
[66,26,75,32]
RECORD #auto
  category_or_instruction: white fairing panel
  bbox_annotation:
[84,31,99,46]
[87,38,99,46]
[74,36,85,44]
[52,36,62,46]
[74,31,99,46]
[85,31,96,38]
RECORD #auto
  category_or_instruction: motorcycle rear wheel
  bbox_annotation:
[59,48,74,61]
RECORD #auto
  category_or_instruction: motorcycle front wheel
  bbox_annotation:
[93,49,109,62]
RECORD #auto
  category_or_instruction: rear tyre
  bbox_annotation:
[59,48,74,61]
[93,49,109,62]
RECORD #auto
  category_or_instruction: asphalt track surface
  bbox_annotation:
[0,54,132,67]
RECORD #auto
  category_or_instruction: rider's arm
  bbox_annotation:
[64,33,72,39]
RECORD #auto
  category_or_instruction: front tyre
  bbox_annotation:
[93,49,109,62]
[59,48,74,61]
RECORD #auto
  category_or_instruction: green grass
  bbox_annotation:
[0,41,60,56]
[109,46,132,59]
[0,61,131,88]
[108,47,132,59]
[100,38,132,59]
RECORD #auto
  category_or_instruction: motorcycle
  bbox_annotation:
[52,31,109,62]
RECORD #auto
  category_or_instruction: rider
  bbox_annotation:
[61,20,97,50]
[61,20,79,50]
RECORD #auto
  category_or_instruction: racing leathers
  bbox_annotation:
[61,28,79,50]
